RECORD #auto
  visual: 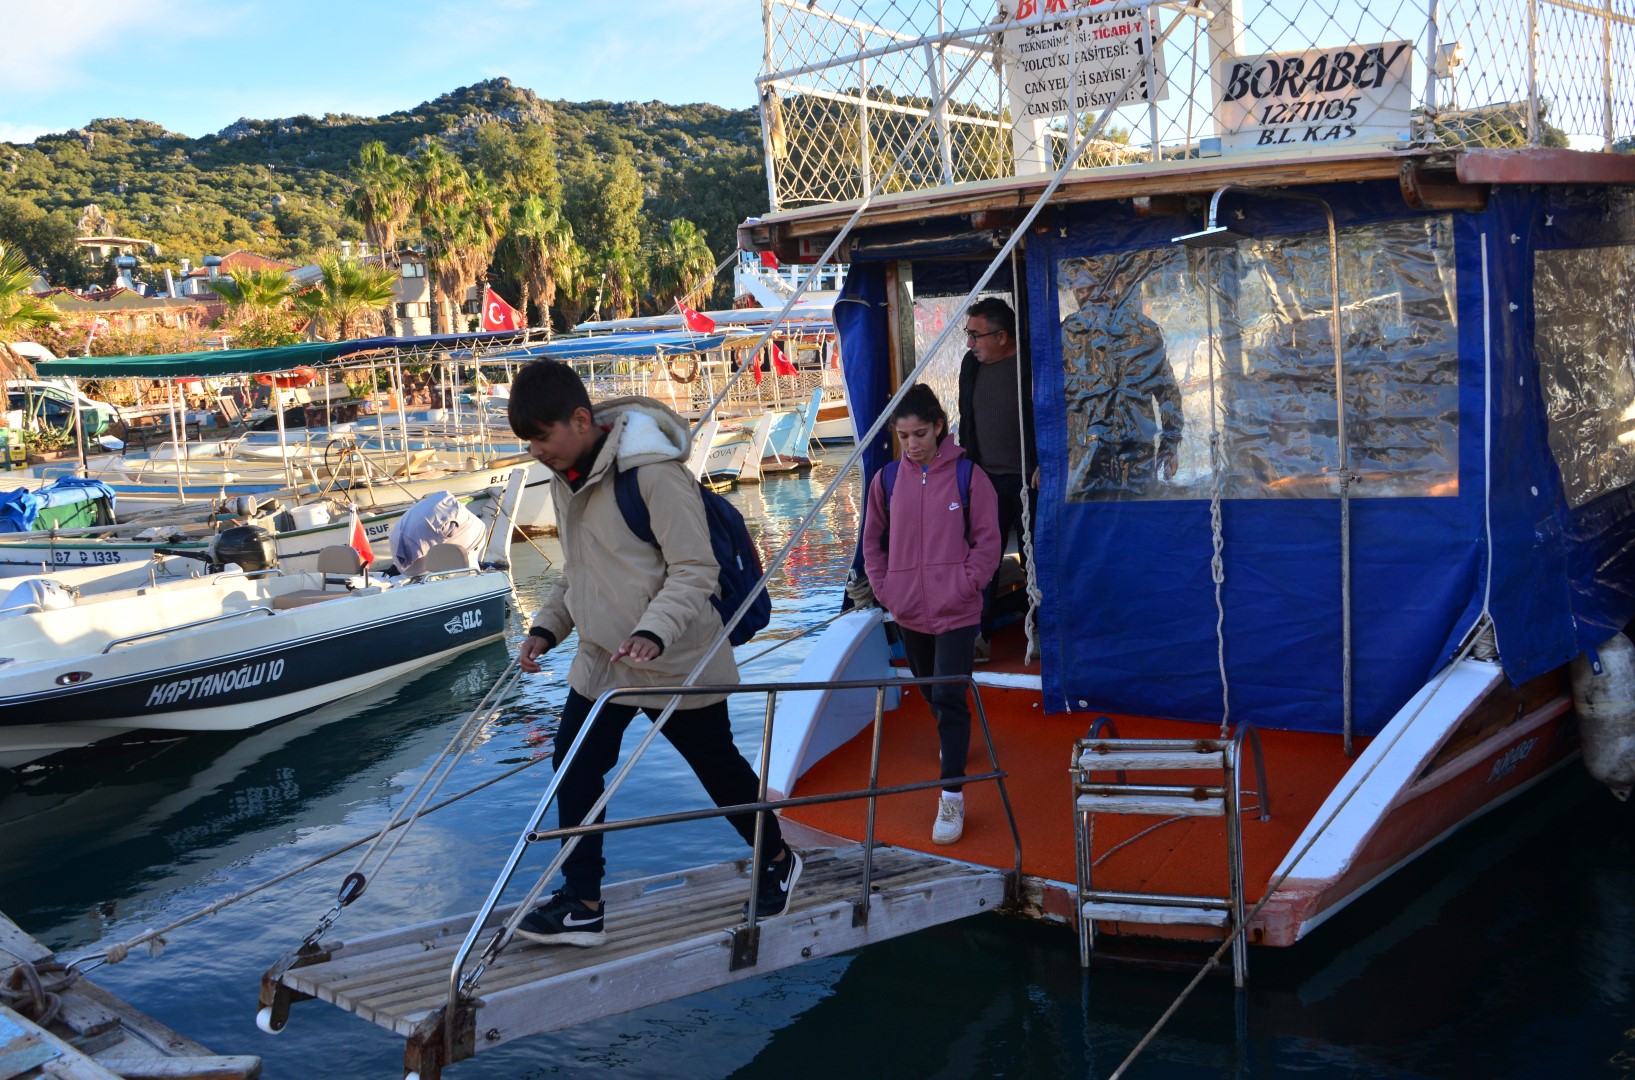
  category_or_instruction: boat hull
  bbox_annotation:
[0,573,511,768]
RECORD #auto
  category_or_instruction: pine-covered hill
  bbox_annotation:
[0,78,768,286]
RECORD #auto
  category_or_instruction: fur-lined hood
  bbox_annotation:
[591,396,694,474]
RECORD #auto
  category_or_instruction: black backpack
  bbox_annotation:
[613,466,772,647]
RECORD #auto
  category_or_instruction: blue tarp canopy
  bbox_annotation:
[479,332,734,362]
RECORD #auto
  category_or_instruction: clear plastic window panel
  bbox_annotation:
[1534,243,1635,510]
[1059,216,1459,502]
[911,291,1012,435]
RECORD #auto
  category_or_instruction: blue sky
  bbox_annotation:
[1,0,767,144]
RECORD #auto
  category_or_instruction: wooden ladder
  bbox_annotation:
[262,845,1005,1079]
[1070,724,1270,986]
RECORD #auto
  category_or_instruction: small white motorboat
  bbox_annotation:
[0,483,522,768]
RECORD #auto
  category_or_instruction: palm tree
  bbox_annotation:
[648,218,716,312]
[292,255,401,340]
[204,267,292,313]
[345,142,413,257]
[0,244,61,377]
[411,143,469,332]
[551,240,594,329]
[423,201,481,332]
[501,196,574,330]
[594,245,645,321]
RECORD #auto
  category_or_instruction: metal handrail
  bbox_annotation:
[101,605,276,653]
[444,673,1022,1040]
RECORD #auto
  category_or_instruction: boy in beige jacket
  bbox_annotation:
[509,360,799,946]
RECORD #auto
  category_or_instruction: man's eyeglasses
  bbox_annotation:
[964,328,1002,340]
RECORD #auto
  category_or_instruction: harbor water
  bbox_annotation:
[3,449,1634,1078]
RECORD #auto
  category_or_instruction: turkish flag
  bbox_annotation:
[481,287,522,331]
[771,342,798,376]
[349,508,375,567]
[678,302,716,334]
[758,250,779,270]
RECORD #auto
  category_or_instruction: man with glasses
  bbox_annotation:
[956,297,1036,662]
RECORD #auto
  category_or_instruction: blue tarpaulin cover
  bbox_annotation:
[0,477,117,533]
[834,180,1635,736]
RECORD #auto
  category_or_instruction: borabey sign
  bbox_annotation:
[1213,40,1412,150]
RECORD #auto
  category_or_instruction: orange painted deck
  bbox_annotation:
[781,624,1365,908]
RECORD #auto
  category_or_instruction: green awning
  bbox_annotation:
[34,330,527,379]
[35,340,361,379]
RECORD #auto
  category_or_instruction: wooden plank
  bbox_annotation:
[0,1007,121,1080]
[86,1057,264,1080]
[280,847,1005,1044]
[1076,750,1226,772]
[0,914,52,965]
[1076,794,1225,817]
[1081,901,1231,927]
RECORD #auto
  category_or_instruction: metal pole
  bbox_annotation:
[1144,3,1161,162]
[272,380,294,492]
[69,377,88,476]
[1527,0,1541,144]
[858,28,873,193]
[760,0,781,212]
[857,685,887,926]
[1604,0,1616,149]
[1326,207,1352,757]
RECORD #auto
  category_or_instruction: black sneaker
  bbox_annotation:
[515,890,605,947]
[744,846,803,920]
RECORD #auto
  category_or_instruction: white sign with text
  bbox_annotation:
[1213,40,1413,150]
[1003,0,1170,126]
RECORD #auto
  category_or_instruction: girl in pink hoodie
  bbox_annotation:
[862,384,1002,844]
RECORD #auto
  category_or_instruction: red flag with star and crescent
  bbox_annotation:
[771,342,798,376]
[481,287,522,332]
[678,302,716,334]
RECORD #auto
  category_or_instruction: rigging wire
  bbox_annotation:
[458,9,1201,1002]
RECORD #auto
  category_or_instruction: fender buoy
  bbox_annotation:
[254,366,318,389]
[666,359,700,383]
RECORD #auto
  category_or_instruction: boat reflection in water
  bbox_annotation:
[0,644,516,938]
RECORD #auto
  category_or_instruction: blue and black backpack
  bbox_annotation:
[614,466,772,646]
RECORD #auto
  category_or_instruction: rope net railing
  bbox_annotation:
[760,0,1635,209]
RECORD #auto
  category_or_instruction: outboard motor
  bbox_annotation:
[1570,632,1635,801]
[213,525,280,574]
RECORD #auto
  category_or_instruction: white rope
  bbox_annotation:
[1203,250,1230,737]
[1010,251,1044,667]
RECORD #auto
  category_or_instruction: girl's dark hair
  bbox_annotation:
[890,383,949,438]
[507,360,592,439]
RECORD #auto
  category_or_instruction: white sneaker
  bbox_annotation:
[932,796,965,845]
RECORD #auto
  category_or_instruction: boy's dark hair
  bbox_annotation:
[967,296,1015,337]
[891,383,949,439]
[507,360,593,439]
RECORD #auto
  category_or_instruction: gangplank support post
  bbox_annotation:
[404,1002,476,1080]
[256,941,332,1033]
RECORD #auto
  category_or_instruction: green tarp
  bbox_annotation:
[34,340,366,379]
[34,330,526,379]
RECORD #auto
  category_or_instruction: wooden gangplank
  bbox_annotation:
[268,845,1006,1078]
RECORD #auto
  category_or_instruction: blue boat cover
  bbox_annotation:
[836,179,1635,736]
[0,477,117,533]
